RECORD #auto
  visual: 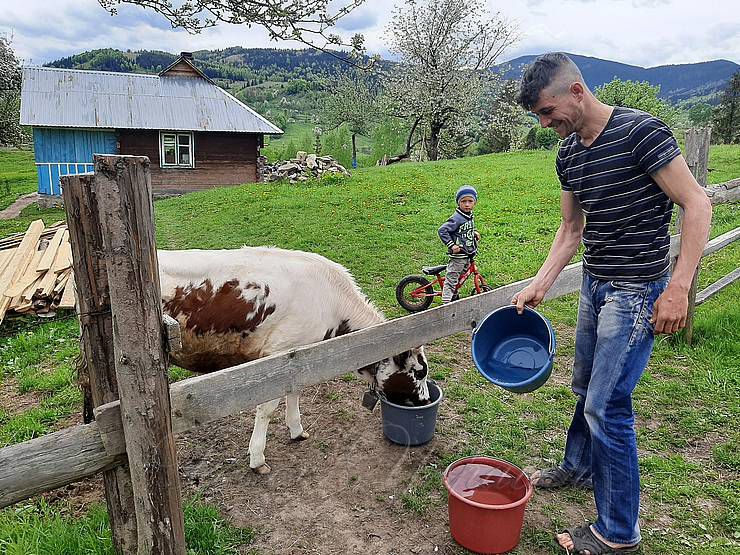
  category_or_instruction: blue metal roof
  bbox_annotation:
[20,66,283,135]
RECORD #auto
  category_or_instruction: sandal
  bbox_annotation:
[558,525,640,554]
[531,467,593,490]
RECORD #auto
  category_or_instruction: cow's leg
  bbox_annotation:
[249,398,280,474]
[286,393,309,441]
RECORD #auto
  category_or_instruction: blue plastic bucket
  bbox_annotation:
[472,306,556,393]
[381,381,443,446]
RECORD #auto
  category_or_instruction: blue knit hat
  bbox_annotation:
[456,185,478,203]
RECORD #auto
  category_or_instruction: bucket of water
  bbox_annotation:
[472,306,556,393]
[380,380,443,446]
[443,456,533,554]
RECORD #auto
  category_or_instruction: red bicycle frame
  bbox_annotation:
[410,257,488,300]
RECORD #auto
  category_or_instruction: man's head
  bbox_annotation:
[518,53,588,138]
[456,185,478,213]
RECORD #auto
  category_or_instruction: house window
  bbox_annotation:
[160,132,194,168]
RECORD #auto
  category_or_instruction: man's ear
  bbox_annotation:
[570,82,585,100]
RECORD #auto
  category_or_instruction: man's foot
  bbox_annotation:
[556,525,640,554]
[530,467,593,490]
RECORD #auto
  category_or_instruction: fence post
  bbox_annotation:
[62,174,138,554]
[679,127,711,344]
[93,155,186,554]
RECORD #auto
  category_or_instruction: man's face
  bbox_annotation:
[530,84,582,138]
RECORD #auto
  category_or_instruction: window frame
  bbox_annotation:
[159,131,195,169]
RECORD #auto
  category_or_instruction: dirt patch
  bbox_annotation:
[0,378,45,416]
[177,375,463,554]
[0,192,39,220]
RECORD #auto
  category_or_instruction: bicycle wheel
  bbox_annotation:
[396,275,435,312]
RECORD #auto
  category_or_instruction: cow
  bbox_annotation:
[157,246,430,474]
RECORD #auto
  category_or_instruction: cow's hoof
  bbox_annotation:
[251,464,271,475]
[291,431,310,442]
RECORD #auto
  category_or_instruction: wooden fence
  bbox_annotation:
[0,152,737,554]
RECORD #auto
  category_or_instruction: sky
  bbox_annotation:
[1,0,738,68]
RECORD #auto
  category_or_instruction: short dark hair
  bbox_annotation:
[517,52,581,111]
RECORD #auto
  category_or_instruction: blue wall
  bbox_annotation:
[33,128,118,195]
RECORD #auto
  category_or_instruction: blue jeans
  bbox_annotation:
[561,272,668,545]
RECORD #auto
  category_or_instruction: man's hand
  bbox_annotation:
[511,284,546,314]
[451,245,462,254]
[474,231,481,241]
[651,283,689,334]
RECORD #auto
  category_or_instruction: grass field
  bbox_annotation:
[0,145,738,554]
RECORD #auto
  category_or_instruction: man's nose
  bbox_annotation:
[539,115,551,128]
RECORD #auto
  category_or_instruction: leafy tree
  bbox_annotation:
[713,71,740,144]
[536,127,560,149]
[687,102,714,127]
[0,36,26,147]
[383,0,517,161]
[98,0,370,63]
[594,78,678,126]
[321,72,378,167]
[477,79,530,153]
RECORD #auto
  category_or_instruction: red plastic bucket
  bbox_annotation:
[443,456,533,554]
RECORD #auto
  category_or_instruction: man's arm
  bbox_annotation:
[513,191,584,313]
[650,155,713,334]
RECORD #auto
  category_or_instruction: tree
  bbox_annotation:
[98,1,370,64]
[594,78,678,126]
[687,102,714,127]
[383,0,517,161]
[713,71,740,144]
[321,72,378,168]
[0,36,26,147]
[477,79,530,153]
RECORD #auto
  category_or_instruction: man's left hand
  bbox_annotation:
[474,231,481,241]
[651,283,689,334]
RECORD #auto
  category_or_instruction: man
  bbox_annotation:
[512,53,712,554]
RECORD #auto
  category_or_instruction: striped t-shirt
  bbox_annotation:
[556,107,682,281]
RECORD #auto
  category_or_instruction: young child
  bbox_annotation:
[438,185,481,303]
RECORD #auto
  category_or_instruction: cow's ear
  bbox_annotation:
[357,362,378,380]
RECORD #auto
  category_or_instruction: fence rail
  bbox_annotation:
[2,226,738,510]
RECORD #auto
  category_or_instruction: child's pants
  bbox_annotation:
[441,257,470,303]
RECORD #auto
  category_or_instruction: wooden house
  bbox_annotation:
[20,53,282,205]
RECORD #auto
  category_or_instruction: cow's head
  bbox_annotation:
[358,346,430,406]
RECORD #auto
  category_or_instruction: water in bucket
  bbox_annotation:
[446,462,528,506]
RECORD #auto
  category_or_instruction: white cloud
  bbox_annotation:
[0,0,737,67]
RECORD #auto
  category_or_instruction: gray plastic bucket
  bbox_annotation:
[380,381,443,446]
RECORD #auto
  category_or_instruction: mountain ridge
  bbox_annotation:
[45,47,738,104]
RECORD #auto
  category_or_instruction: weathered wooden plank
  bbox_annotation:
[0,422,126,508]
[58,277,76,308]
[94,154,186,554]
[0,248,16,276]
[36,227,66,273]
[62,172,137,553]
[696,267,740,306]
[5,246,46,298]
[52,238,72,274]
[706,178,740,205]
[0,220,45,322]
[681,128,711,344]
[703,227,740,256]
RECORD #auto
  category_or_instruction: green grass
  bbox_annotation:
[0,149,37,212]
[0,497,255,554]
[0,145,738,554]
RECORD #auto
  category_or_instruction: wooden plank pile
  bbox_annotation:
[0,219,76,323]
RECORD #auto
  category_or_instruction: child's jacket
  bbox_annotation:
[438,208,477,258]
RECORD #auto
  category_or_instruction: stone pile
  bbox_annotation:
[259,151,350,184]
